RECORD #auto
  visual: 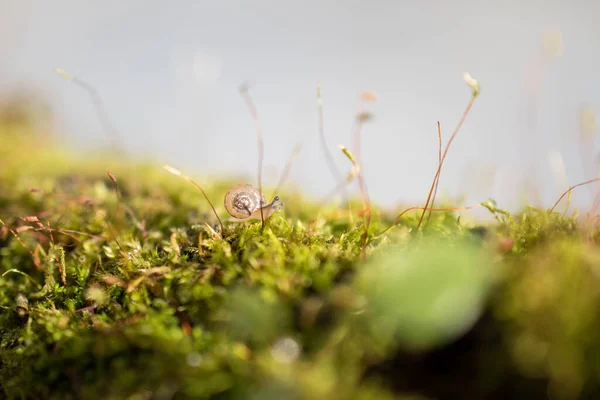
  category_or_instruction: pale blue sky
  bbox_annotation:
[1,0,599,212]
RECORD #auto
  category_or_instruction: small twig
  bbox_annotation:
[549,178,600,213]
[162,165,224,234]
[239,83,265,230]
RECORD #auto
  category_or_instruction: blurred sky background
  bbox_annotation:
[1,0,599,212]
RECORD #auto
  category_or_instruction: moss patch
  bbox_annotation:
[2,123,600,400]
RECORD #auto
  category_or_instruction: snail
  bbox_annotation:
[224,184,284,222]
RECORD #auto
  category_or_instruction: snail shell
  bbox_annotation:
[224,184,284,222]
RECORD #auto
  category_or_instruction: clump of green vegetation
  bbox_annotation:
[2,89,600,400]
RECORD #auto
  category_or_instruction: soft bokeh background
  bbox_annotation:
[1,0,599,211]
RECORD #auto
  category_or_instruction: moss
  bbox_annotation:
[2,122,600,400]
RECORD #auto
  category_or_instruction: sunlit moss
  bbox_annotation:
[2,118,600,399]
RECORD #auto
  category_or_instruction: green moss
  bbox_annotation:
[2,123,600,400]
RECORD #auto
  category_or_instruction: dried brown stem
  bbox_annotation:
[549,178,600,213]
[427,121,443,222]
[416,96,477,230]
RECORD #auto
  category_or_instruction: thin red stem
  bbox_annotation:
[549,178,600,213]
[427,121,443,222]
[416,96,476,230]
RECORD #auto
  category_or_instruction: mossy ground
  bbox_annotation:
[2,116,600,400]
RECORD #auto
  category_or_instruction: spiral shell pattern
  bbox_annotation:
[224,184,284,222]
[224,184,265,219]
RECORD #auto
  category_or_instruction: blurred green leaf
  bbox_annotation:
[356,238,494,350]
